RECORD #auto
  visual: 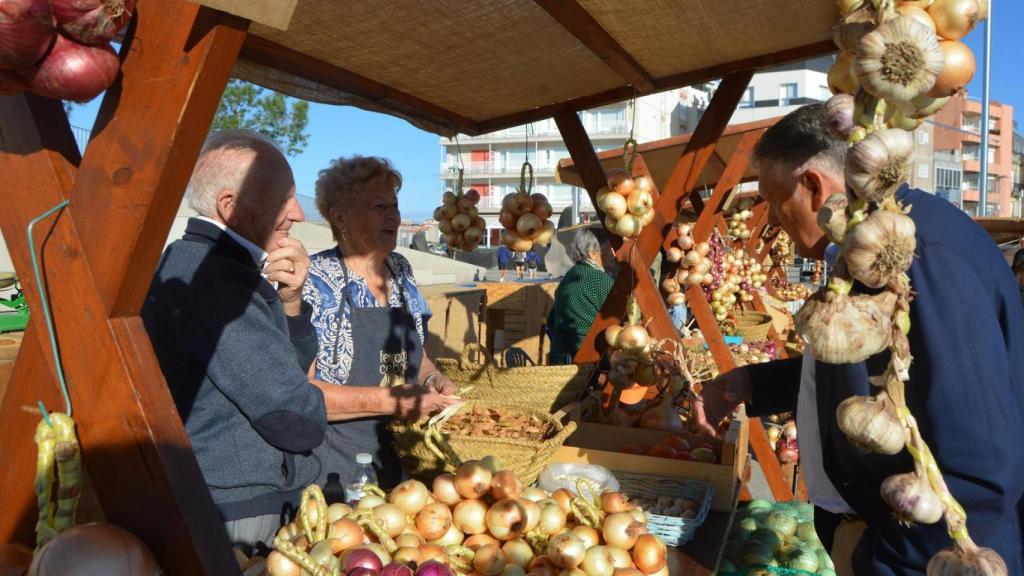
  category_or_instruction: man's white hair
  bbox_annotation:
[186,129,284,217]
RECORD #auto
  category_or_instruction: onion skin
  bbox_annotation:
[0,0,55,70]
[28,523,162,576]
[21,33,119,102]
[928,39,975,97]
[927,0,979,40]
[51,0,134,45]
[631,535,666,574]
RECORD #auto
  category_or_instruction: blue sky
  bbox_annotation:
[70,8,1020,220]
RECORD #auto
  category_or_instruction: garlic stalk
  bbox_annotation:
[855,15,945,102]
[817,193,850,244]
[794,288,897,364]
[846,128,915,202]
[836,392,906,454]
[843,209,917,288]
[880,472,944,525]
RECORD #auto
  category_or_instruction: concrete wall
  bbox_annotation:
[1,205,488,287]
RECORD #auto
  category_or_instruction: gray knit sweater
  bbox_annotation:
[142,218,326,521]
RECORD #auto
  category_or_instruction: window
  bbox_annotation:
[988,146,996,165]
[918,163,930,179]
[740,87,755,109]
[918,131,929,145]
[779,83,798,106]
[819,85,831,102]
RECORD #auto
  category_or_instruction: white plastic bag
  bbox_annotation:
[537,463,620,494]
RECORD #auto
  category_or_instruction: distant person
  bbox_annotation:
[303,154,461,493]
[496,244,512,282]
[513,250,527,280]
[546,229,614,365]
[526,248,540,279]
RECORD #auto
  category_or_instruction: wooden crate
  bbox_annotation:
[420,285,486,362]
[483,282,558,364]
[552,408,748,512]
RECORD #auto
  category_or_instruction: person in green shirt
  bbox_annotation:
[546,229,614,365]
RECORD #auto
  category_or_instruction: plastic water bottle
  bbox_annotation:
[345,453,377,505]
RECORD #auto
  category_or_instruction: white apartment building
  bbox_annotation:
[439,88,710,247]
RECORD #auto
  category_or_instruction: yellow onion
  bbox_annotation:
[927,0,979,40]
[502,230,533,252]
[828,51,859,95]
[928,39,975,97]
[614,214,643,238]
[516,213,543,239]
[598,192,628,219]
[615,325,649,353]
[486,499,529,541]
[534,221,556,246]
[626,189,653,217]
[604,325,622,348]
[391,480,430,515]
[631,535,667,574]
[833,8,878,53]
[896,4,937,32]
[416,503,453,541]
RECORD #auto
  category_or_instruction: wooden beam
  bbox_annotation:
[533,0,655,92]
[475,40,833,135]
[240,35,479,136]
[553,110,623,251]
[0,2,250,572]
[656,72,754,222]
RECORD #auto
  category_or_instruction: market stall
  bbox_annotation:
[11,0,969,574]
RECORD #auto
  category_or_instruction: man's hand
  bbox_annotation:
[691,367,751,438]
[265,237,310,315]
[391,385,463,420]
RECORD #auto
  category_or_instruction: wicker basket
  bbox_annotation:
[617,473,713,547]
[435,345,595,413]
[733,311,773,341]
[389,400,577,486]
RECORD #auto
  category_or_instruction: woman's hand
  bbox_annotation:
[390,385,463,420]
[691,367,751,438]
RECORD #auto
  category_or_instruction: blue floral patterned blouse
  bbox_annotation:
[302,249,431,385]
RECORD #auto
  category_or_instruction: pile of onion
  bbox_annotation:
[434,188,486,252]
[597,169,655,239]
[498,190,555,251]
[0,0,132,102]
[267,462,674,576]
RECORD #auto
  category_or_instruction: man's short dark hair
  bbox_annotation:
[754,104,848,176]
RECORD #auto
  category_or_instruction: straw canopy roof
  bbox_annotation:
[227,0,836,136]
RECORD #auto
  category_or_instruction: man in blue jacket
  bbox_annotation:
[695,105,1024,574]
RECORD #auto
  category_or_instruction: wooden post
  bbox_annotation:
[0,2,248,573]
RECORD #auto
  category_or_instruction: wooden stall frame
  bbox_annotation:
[0,1,836,573]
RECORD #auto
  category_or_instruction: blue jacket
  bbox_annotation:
[496,245,512,266]
[142,218,326,521]
[748,187,1024,574]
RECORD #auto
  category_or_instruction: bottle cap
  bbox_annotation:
[356,453,373,465]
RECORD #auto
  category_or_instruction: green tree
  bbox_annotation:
[211,79,310,156]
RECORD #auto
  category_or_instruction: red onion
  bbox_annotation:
[347,568,380,576]
[51,0,135,45]
[0,69,27,94]
[415,560,454,576]
[380,563,415,576]
[20,33,118,101]
[344,549,385,575]
[0,0,55,70]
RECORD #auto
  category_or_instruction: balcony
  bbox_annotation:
[441,162,558,178]
[963,159,981,173]
[448,123,630,144]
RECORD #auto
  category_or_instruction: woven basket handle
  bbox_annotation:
[459,343,493,368]
[424,427,464,470]
[546,419,577,448]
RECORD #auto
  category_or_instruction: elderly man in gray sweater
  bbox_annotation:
[142,130,453,555]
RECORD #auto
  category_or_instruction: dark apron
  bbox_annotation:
[315,255,423,502]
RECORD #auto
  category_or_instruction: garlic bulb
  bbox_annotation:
[817,193,849,244]
[794,288,896,364]
[846,128,914,202]
[843,210,916,288]
[833,7,877,53]
[880,472,944,525]
[836,392,906,455]
[855,16,945,102]
[927,545,1008,576]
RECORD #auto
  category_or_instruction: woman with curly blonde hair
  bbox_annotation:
[302,155,462,497]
